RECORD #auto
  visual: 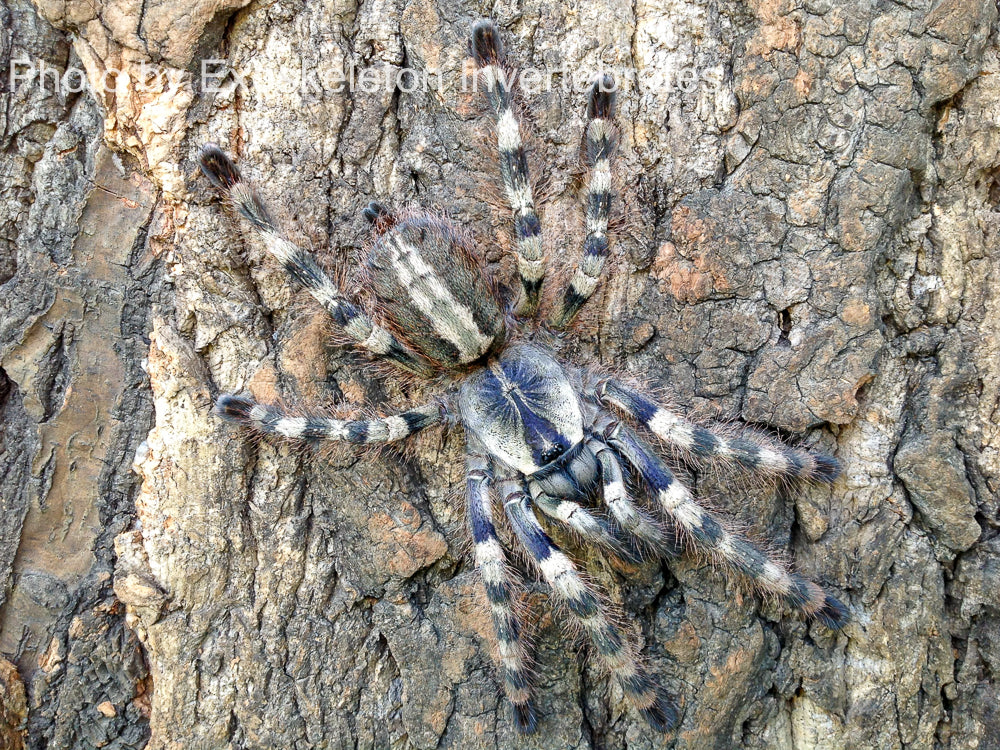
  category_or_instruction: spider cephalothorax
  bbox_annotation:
[198,18,848,735]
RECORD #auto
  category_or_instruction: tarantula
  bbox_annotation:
[197,19,848,735]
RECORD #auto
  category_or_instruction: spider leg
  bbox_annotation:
[198,145,432,377]
[470,20,545,317]
[361,200,398,235]
[214,394,441,445]
[591,438,682,559]
[596,378,840,483]
[501,478,679,732]
[466,452,537,734]
[604,419,849,630]
[550,76,618,329]
[528,485,643,565]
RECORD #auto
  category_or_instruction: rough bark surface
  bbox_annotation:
[1,0,998,748]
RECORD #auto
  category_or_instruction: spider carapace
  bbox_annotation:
[198,18,848,735]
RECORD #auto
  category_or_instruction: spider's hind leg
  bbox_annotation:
[501,478,679,732]
[550,76,619,329]
[470,19,545,317]
[198,145,432,377]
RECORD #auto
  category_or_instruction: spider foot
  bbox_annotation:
[811,453,841,483]
[623,672,680,733]
[470,19,504,66]
[813,593,850,631]
[214,393,255,423]
[362,200,390,224]
[639,689,680,733]
[198,143,241,189]
[512,700,538,734]
[785,575,850,631]
[587,74,617,120]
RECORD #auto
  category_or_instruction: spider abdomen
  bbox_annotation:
[460,344,585,475]
[365,215,505,369]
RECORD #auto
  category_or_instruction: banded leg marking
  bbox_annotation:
[470,20,545,315]
[551,76,619,328]
[608,423,848,630]
[592,441,680,559]
[215,394,441,445]
[529,488,642,564]
[598,379,840,483]
[198,145,432,376]
[466,456,536,733]
[502,482,678,732]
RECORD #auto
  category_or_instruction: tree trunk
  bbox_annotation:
[1,0,998,747]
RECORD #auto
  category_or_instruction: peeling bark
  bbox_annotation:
[1,0,998,748]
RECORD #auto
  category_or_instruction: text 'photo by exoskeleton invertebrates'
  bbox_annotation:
[197,18,849,736]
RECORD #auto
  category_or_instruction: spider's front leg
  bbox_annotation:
[590,437,682,559]
[528,482,642,564]
[600,416,849,630]
[500,476,679,732]
[465,452,537,733]
[215,394,442,445]
[197,145,433,377]
[596,378,840,483]
[470,20,545,317]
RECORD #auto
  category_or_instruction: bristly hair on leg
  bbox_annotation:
[467,455,540,733]
[470,19,547,317]
[549,74,620,329]
[596,377,842,485]
[198,144,274,232]
[607,421,849,630]
[215,393,255,422]
[198,143,241,190]
[213,393,443,448]
[499,478,680,733]
[470,18,504,68]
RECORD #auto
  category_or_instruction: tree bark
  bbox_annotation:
[1,0,998,748]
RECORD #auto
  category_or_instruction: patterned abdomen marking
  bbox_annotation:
[366,216,505,369]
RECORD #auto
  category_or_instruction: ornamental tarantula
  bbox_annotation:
[198,19,848,735]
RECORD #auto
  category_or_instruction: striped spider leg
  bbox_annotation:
[214,394,443,446]
[590,436,682,559]
[550,74,619,329]
[596,378,841,483]
[596,412,849,629]
[471,21,621,326]
[471,20,546,317]
[198,145,434,377]
[499,472,679,732]
[466,449,537,733]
